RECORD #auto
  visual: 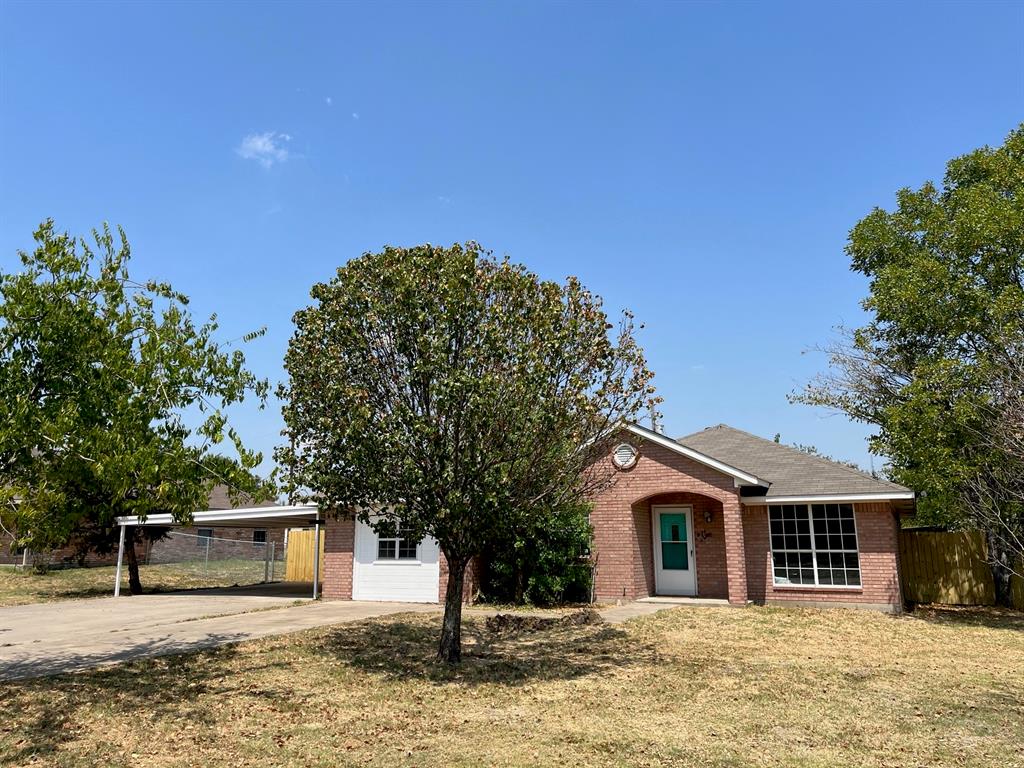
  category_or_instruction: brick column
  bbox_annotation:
[722,495,748,605]
[321,517,354,600]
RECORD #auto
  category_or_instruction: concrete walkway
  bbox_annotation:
[0,590,438,681]
[600,597,728,623]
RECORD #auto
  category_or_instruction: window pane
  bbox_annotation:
[377,539,396,559]
[659,513,687,543]
[398,538,418,559]
[770,505,818,584]
[662,542,688,570]
[808,504,860,586]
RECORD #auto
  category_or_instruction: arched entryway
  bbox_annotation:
[631,492,728,599]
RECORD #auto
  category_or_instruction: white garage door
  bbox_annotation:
[352,517,440,603]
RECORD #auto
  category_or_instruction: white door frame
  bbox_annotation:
[651,504,698,596]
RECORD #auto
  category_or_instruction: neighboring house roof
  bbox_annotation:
[205,484,278,510]
[676,424,914,504]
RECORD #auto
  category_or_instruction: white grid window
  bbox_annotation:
[769,504,861,587]
[376,521,419,561]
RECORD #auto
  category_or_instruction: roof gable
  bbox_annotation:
[622,423,769,487]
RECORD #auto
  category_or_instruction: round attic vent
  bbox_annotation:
[612,442,638,469]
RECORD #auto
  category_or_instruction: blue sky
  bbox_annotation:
[1,1,1022,475]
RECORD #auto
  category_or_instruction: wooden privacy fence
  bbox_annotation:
[285,529,324,583]
[899,529,1024,609]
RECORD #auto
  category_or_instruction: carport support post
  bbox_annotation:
[263,540,272,583]
[114,523,126,597]
[312,520,321,600]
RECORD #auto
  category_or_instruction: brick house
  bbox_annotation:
[318,422,914,612]
[2,485,282,568]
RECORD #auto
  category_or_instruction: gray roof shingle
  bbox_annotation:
[676,424,912,498]
[205,484,277,510]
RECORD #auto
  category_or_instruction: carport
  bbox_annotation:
[114,504,324,598]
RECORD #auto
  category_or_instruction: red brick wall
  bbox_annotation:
[0,537,124,568]
[0,534,157,569]
[177,526,285,546]
[322,517,354,599]
[147,527,286,563]
[590,437,746,604]
[743,502,903,611]
[438,553,478,603]
[1,526,285,568]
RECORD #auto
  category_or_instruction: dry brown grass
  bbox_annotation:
[0,561,278,607]
[1,604,1022,767]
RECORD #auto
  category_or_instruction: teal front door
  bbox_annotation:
[654,507,696,595]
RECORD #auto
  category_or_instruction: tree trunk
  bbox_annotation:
[987,528,1014,607]
[125,535,144,595]
[437,555,468,664]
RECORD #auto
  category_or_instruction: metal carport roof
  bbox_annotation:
[116,504,321,529]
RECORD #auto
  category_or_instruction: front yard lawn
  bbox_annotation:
[0,560,279,607]
[1,603,1022,767]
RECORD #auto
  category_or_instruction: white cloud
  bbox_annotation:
[236,132,292,168]
[437,195,452,205]
[351,112,360,120]
[325,96,333,106]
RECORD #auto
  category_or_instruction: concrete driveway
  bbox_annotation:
[0,584,439,680]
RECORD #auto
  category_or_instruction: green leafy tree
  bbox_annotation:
[0,221,271,592]
[278,243,658,662]
[795,125,1024,603]
[481,500,593,606]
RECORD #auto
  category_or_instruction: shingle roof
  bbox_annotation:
[676,424,912,498]
[205,484,277,510]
